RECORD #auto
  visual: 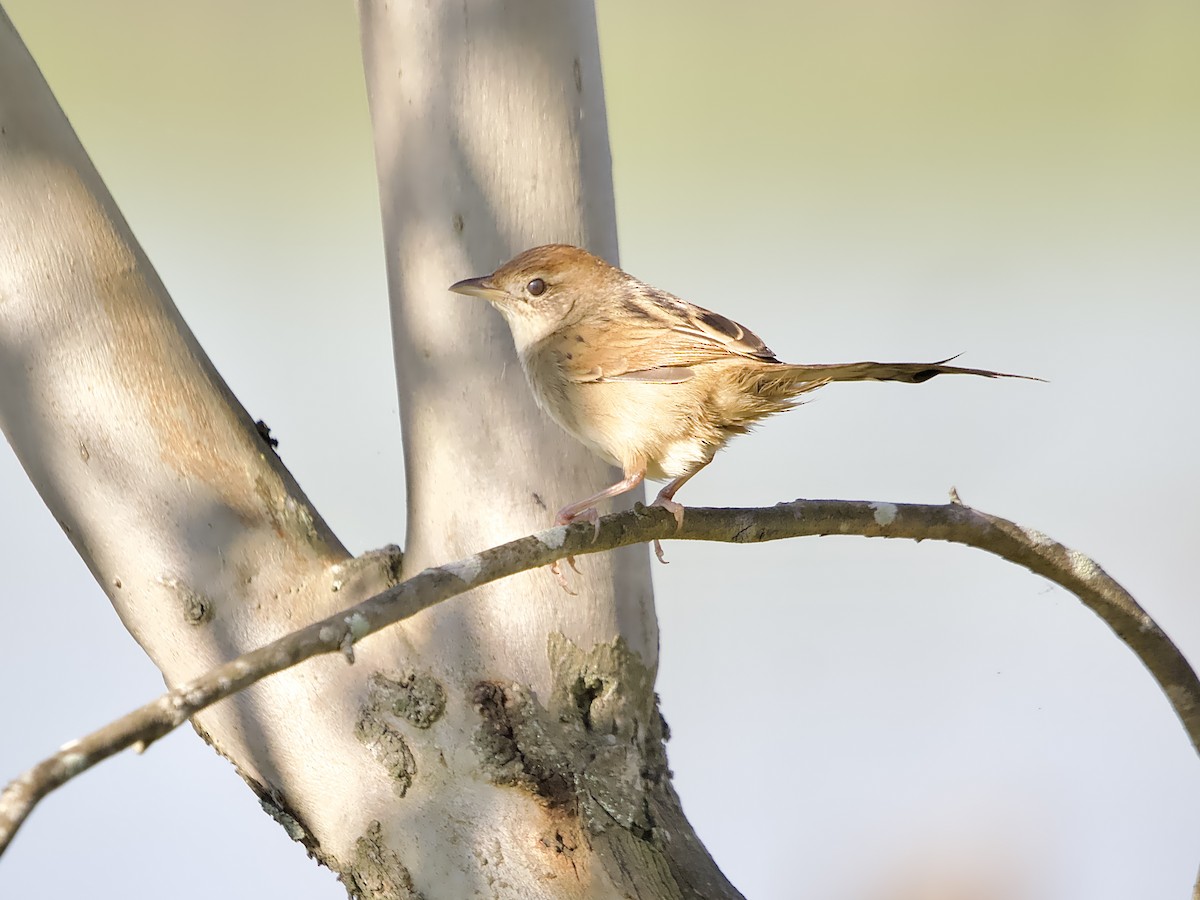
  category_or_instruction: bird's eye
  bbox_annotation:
[526,278,546,297]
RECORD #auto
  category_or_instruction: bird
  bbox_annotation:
[450,244,1034,563]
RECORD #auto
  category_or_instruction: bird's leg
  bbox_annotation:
[649,466,704,564]
[551,466,646,587]
[555,467,646,532]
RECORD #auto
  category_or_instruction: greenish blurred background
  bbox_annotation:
[1,2,1197,898]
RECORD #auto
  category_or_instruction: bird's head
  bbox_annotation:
[449,244,619,349]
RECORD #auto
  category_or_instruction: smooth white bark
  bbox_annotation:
[0,1,414,887]
[358,0,657,690]
[0,4,354,791]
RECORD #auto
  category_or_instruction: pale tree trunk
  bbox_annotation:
[0,2,738,897]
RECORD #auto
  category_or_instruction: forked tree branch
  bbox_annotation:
[2,496,1195,858]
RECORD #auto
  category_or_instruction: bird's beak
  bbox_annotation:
[448,274,506,302]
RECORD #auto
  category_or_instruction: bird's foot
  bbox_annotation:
[549,555,581,594]
[555,505,601,541]
[649,496,685,565]
[550,506,600,592]
[650,495,685,529]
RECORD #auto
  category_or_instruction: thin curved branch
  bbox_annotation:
[2,496,1194,857]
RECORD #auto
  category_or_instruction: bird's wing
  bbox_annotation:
[552,287,779,384]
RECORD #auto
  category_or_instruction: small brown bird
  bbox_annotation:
[451,244,1031,559]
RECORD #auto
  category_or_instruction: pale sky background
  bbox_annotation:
[2,2,1198,898]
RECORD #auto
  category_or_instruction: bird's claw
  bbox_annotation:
[648,496,686,561]
[651,496,686,530]
[578,508,602,542]
[551,507,598,592]
[549,556,580,594]
[556,505,601,541]
[648,497,684,564]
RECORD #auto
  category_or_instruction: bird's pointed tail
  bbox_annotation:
[773,356,1041,385]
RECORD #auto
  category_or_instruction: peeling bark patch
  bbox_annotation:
[355,706,416,797]
[870,501,898,526]
[354,668,446,795]
[363,544,405,585]
[570,675,605,732]
[346,612,370,640]
[547,635,665,839]
[159,576,214,624]
[444,553,482,584]
[259,794,309,844]
[184,591,213,624]
[538,525,568,550]
[1067,549,1101,581]
[367,670,447,729]
[1020,526,1054,547]
[473,639,675,850]
[244,781,321,856]
[549,634,654,738]
[472,682,574,809]
[344,821,423,900]
[331,545,404,595]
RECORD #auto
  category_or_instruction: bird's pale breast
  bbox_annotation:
[519,347,715,480]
